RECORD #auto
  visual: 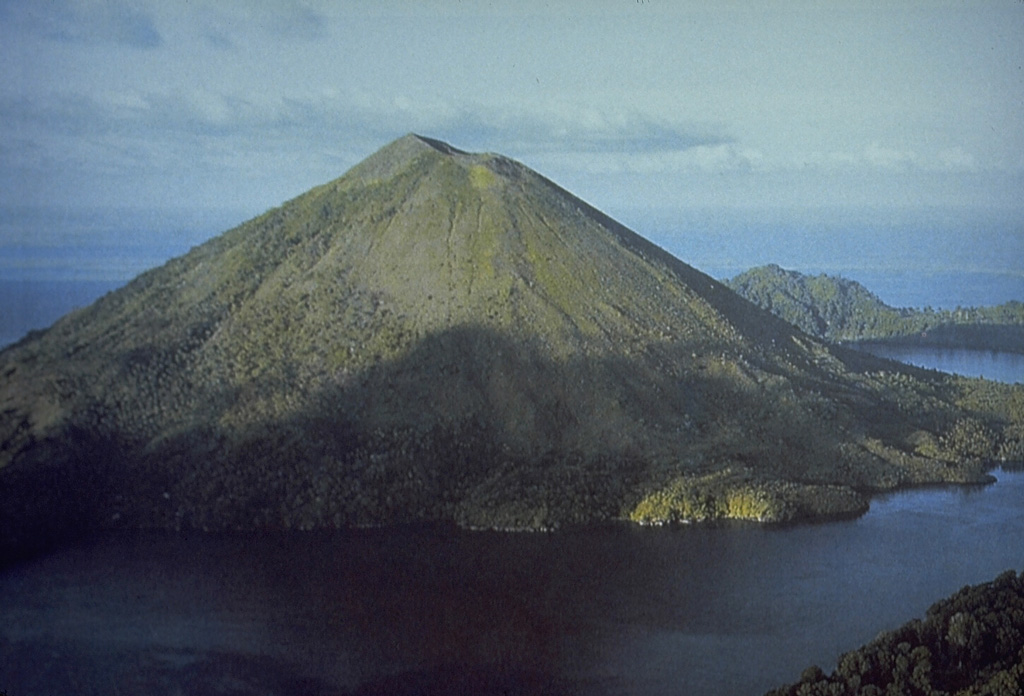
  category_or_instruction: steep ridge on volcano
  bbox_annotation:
[2,135,1019,554]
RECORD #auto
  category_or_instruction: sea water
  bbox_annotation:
[0,205,247,347]
[626,205,1024,310]
[2,470,1023,696]
[854,342,1024,384]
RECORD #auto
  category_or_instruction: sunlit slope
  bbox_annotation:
[1,135,1021,549]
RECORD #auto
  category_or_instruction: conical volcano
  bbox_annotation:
[0,135,1009,553]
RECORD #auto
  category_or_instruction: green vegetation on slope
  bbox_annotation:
[766,569,1024,696]
[728,264,1024,353]
[1,135,1023,559]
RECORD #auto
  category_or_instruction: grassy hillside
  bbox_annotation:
[728,264,1024,353]
[2,135,1023,558]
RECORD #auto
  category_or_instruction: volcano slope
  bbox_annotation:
[2,135,1022,556]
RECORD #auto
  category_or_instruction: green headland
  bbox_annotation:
[729,263,1024,354]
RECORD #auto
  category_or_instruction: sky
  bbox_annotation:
[1,1,1023,296]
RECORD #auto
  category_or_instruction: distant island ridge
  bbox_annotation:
[728,264,1024,355]
[2,134,1023,561]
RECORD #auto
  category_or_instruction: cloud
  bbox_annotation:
[792,143,993,177]
[9,0,162,49]
[936,146,978,173]
[201,27,235,51]
[486,110,723,156]
[336,97,731,161]
[3,79,1015,216]
[96,86,729,162]
[201,2,329,44]
[0,83,743,210]
[671,143,764,174]
[263,2,329,41]
[863,142,917,171]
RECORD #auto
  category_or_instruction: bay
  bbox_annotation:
[853,342,1024,384]
[2,471,1023,696]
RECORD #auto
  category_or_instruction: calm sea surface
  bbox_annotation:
[3,271,1022,351]
[853,342,1024,384]
[629,205,1024,311]
[0,280,124,348]
[2,471,1023,696]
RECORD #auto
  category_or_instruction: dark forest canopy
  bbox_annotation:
[766,569,1024,696]
[728,264,1024,354]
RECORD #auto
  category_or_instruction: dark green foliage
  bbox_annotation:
[729,265,1024,353]
[765,570,1024,696]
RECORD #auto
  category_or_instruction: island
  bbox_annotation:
[2,135,1023,562]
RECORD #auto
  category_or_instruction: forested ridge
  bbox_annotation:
[766,569,1024,696]
[728,265,1024,353]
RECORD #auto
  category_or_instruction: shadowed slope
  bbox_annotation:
[2,135,1021,556]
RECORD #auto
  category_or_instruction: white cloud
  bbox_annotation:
[936,147,978,173]
[676,144,765,174]
[777,143,994,177]
[7,0,163,48]
[863,142,918,171]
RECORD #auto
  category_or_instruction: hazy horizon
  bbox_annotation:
[2,2,1023,332]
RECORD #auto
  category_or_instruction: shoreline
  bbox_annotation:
[7,469,1021,569]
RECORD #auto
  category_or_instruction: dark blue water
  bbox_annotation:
[3,272,1020,352]
[0,280,125,347]
[0,205,248,348]
[854,342,1024,384]
[2,471,1022,696]
[2,205,1023,694]
[0,205,247,282]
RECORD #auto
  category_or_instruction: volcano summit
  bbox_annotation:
[1,135,1018,554]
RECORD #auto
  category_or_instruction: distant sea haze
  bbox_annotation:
[1,205,1021,348]
[0,205,249,348]
[0,280,123,348]
[627,205,1024,310]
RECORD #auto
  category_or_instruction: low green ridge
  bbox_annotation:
[728,264,1024,353]
[766,569,1024,696]
[1,135,1022,558]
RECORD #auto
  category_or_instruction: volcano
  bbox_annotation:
[0,134,1005,556]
